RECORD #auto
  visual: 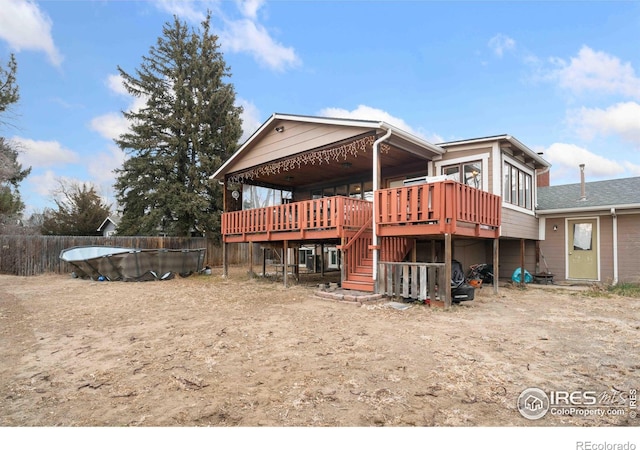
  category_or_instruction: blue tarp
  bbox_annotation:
[511,267,533,284]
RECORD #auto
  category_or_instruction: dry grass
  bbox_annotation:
[0,268,638,427]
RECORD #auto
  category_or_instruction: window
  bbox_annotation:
[442,160,482,189]
[310,181,373,201]
[298,248,313,266]
[503,161,533,210]
[573,223,593,250]
[242,185,292,209]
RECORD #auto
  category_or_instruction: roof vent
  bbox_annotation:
[579,164,586,201]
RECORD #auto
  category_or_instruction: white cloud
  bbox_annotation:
[154,0,209,23]
[237,98,262,143]
[154,0,300,72]
[90,112,129,142]
[235,0,265,20]
[221,18,300,71]
[0,0,62,66]
[549,46,640,98]
[568,102,640,147]
[318,105,443,143]
[27,170,60,197]
[90,74,147,141]
[623,161,640,176]
[488,33,515,58]
[11,137,79,169]
[86,144,126,185]
[106,74,130,96]
[543,142,625,183]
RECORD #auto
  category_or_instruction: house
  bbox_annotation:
[537,166,640,284]
[97,216,119,237]
[211,113,550,304]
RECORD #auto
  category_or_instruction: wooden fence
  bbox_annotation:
[0,235,255,276]
[377,262,449,306]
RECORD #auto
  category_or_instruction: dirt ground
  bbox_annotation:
[1,267,638,427]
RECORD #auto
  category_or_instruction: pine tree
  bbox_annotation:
[40,182,111,236]
[114,14,243,238]
[0,54,31,233]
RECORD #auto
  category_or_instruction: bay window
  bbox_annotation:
[503,161,532,210]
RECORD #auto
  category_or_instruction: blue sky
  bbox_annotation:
[2,0,640,215]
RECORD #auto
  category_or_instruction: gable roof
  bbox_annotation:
[211,113,446,181]
[97,216,119,232]
[537,176,640,213]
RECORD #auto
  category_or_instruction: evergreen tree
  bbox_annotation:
[0,54,31,233]
[0,54,19,120]
[114,14,243,238]
[41,181,111,235]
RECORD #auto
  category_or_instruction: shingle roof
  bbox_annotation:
[537,176,640,211]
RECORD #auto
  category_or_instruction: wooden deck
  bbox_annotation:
[376,180,501,239]
[221,180,501,243]
[222,180,501,296]
[222,196,372,243]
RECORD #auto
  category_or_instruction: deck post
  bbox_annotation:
[411,239,417,262]
[493,238,499,295]
[444,233,452,309]
[262,247,266,278]
[222,241,228,278]
[320,243,325,276]
[520,238,525,287]
[248,242,254,278]
[283,240,289,288]
[340,236,346,286]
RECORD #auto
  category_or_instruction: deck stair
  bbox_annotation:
[341,229,414,292]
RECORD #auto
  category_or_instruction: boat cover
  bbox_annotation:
[59,246,206,281]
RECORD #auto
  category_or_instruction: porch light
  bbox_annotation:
[553,225,558,231]
[275,126,285,133]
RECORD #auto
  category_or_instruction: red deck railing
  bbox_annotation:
[375,180,500,238]
[222,196,373,241]
[222,181,501,242]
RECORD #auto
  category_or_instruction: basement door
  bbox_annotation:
[567,218,599,280]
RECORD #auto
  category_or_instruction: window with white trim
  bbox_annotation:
[441,160,483,189]
[503,161,532,210]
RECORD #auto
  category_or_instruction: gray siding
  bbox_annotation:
[501,207,539,240]
[539,219,565,279]
[540,212,640,283]
[227,122,371,173]
[499,239,537,280]
[618,214,640,283]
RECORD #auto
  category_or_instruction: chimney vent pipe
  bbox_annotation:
[579,164,586,201]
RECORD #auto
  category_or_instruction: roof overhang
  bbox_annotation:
[536,203,640,216]
[439,134,550,169]
[210,113,445,182]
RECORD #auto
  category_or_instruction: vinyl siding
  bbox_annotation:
[501,207,538,240]
[499,239,537,279]
[227,122,372,173]
[617,214,640,283]
[539,212,640,283]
